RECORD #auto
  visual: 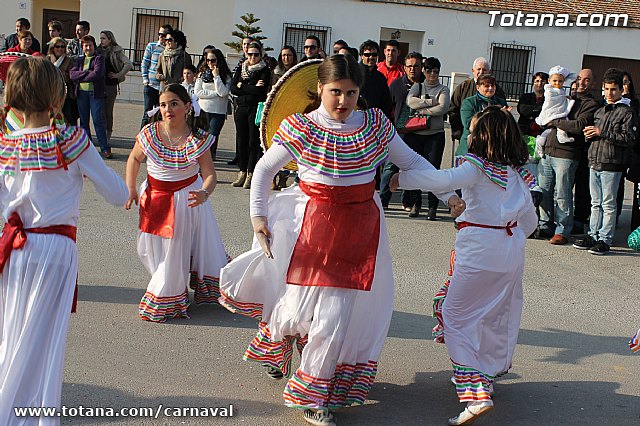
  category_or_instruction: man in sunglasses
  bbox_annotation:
[301,35,322,61]
[332,39,349,55]
[358,39,392,120]
[140,23,173,128]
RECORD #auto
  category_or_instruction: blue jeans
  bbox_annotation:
[588,169,622,245]
[207,112,226,158]
[140,85,159,129]
[76,90,110,152]
[538,156,578,237]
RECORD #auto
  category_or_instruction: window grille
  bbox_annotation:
[490,43,536,101]
[282,22,331,58]
[129,8,183,67]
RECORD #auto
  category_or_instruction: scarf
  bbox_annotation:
[201,69,214,83]
[241,59,266,81]
[52,54,65,68]
[163,45,183,58]
[476,92,498,110]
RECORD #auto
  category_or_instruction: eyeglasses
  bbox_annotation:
[304,45,318,50]
[247,52,261,57]
[54,45,66,49]
[164,37,174,42]
[362,52,378,58]
[158,32,167,37]
[206,58,217,62]
[424,68,440,74]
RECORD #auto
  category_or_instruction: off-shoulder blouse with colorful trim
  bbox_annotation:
[272,108,393,178]
[137,123,215,170]
[456,153,537,190]
[0,125,90,175]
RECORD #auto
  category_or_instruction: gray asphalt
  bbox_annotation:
[60,102,640,425]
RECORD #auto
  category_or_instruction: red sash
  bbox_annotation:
[139,174,198,238]
[286,181,380,291]
[457,220,518,236]
[0,212,78,311]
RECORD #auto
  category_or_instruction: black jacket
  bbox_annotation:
[543,93,599,161]
[588,101,638,172]
[359,63,392,120]
[230,65,271,108]
[517,92,544,135]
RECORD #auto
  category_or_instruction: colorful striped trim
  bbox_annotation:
[0,125,90,175]
[218,289,263,319]
[189,273,221,305]
[137,123,215,170]
[630,329,640,352]
[432,250,455,343]
[242,322,305,378]
[272,108,392,178]
[139,289,190,322]
[456,153,537,190]
[283,361,378,411]
[452,360,494,402]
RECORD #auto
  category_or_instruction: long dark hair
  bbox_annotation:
[277,45,297,70]
[152,83,208,134]
[196,44,215,71]
[306,54,367,112]
[468,106,529,167]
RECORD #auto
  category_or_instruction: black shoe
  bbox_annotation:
[266,367,283,380]
[571,224,586,235]
[227,157,238,165]
[426,207,437,221]
[537,228,554,239]
[408,205,420,218]
[573,235,596,250]
[588,240,610,255]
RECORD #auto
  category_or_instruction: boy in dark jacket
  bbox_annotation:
[573,68,638,254]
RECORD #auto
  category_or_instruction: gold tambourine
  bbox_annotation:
[259,59,323,171]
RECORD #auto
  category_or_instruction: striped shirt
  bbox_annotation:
[141,41,164,90]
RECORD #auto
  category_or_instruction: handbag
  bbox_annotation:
[626,152,640,183]
[396,83,430,134]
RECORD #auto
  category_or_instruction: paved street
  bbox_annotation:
[60,102,640,425]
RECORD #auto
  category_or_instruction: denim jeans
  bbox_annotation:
[76,90,110,152]
[588,169,622,245]
[140,85,159,129]
[207,112,226,158]
[538,156,578,237]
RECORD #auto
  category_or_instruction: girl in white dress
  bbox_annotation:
[0,57,128,425]
[392,106,538,425]
[219,55,464,426]
[125,83,228,322]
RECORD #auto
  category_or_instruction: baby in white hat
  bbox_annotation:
[534,66,576,157]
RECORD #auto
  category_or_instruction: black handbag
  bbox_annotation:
[627,152,640,183]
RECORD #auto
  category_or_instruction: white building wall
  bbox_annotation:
[1,1,35,47]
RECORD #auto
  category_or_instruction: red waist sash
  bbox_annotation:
[286,181,380,291]
[139,174,198,238]
[457,220,518,236]
[0,212,78,311]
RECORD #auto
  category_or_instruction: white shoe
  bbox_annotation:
[448,401,494,425]
[451,376,457,386]
[303,409,336,426]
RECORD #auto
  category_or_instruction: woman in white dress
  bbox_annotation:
[219,55,464,426]
[0,57,128,425]
[391,106,538,425]
[125,83,228,322]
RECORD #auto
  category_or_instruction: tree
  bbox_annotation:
[224,13,272,52]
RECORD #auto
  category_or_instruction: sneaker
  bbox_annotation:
[303,409,335,426]
[448,401,494,425]
[588,240,610,255]
[573,235,596,250]
[265,367,283,380]
[408,205,421,218]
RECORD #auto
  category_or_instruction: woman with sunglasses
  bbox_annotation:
[230,41,271,189]
[195,48,232,160]
[47,36,78,124]
[156,29,192,87]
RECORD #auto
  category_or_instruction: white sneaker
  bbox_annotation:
[451,376,457,386]
[303,409,336,426]
[448,401,494,425]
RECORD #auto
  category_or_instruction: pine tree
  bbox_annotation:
[224,13,271,52]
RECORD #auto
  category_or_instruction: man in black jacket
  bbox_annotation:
[573,68,638,254]
[538,69,599,245]
[358,40,392,120]
[2,18,40,53]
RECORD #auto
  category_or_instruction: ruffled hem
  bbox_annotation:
[630,329,640,352]
[189,272,221,304]
[139,290,190,322]
[283,361,378,411]
[452,360,494,402]
[218,289,263,319]
[243,322,307,378]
